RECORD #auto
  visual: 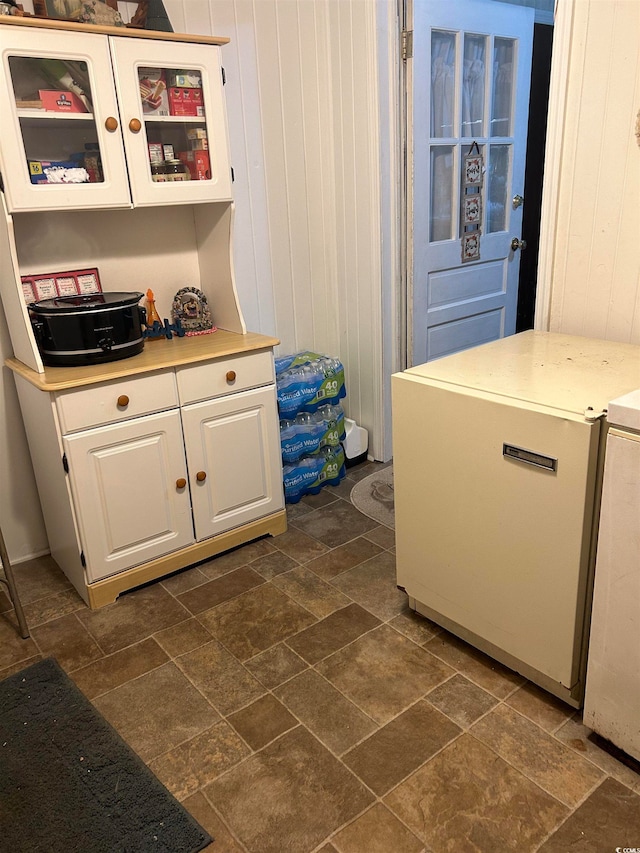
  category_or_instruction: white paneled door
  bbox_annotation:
[409,0,534,364]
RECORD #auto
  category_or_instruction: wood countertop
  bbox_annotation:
[0,14,229,45]
[6,329,279,391]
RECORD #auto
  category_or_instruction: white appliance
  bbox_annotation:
[584,389,640,757]
[392,331,640,707]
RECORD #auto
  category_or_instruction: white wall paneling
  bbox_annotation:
[538,0,640,344]
[172,0,393,460]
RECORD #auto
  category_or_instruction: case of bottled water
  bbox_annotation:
[276,352,346,418]
[279,405,346,463]
[282,445,346,503]
[276,352,348,501]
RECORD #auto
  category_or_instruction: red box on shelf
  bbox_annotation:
[168,87,204,117]
[39,90,88,113]
[21,268,102,304]
[178,150,211,181]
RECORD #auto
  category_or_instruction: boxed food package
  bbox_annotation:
[178,150,211,181]
[39,90,88,114]
[168,71,202,88]
[186,128,207,140]
[168,87,204,117]
[187,128,208,150]
[139,68,169,116]
[148,142,163,165]
[28,160,90,185]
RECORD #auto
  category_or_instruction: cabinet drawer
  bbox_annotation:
[55,371,179,434]
[176,350,275,405]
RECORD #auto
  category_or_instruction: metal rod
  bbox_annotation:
[0,525,29,639]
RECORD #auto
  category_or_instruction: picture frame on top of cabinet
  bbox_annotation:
[33,0,118,20]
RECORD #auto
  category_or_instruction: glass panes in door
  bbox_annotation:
[430,146,454,242]
[462,34,487,138]
[428,30,517,243]
[487,144,512,233]
[137,65,211,184]
[491,38,516,137]
[430,30,455,138]
[8,56,104,186]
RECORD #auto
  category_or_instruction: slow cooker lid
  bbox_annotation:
[29,292,143,313]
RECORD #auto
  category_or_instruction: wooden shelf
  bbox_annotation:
[6,329,280,391]
[143,115,206,124]
[17,110,95,123]
[0,15,230,46]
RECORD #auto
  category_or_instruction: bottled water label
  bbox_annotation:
[283,445,346,502]
[277,355,346,417]
[280,405,345,463]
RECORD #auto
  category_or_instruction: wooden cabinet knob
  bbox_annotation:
[176,477,187,489]
[196,471,207,482]
[105,116,118,132]
[129,118,142,133]
[226,370,236,383]
[117,394,129,407]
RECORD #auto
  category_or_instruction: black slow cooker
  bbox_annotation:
[29,292,146,367]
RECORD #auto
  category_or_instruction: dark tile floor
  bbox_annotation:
[2,460,640,852]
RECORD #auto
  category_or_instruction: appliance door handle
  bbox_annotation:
[503,443,557,472]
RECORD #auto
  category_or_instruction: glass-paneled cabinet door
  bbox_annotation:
[109,39,232,207]
[0,28,131,213]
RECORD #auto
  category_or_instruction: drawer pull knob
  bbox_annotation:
[196,471,207,482]
[105,116,118,132]
[226,370,236,383]
[176,477,187,489]
[129,118,142,133]
[117,395,130,407]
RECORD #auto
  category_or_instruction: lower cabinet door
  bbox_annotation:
[63,410,194,582]
[181,385,284,541]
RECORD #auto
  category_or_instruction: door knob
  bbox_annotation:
[105,116,118,132]
[129,118,142,133]
[176,477,186,489]
[226,370,236,383]
[196,471,207,482]
[510,237,527,252]
[512,194,524,209]
[117,394,129,408]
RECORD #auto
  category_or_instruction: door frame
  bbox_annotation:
[535,0,573,331]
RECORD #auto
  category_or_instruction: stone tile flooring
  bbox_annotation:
[2,460,640,852]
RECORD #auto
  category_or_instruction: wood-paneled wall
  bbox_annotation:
[156,0,393,461]
[539,0,640,344]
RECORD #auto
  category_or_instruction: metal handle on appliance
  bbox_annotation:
[503,443,557,472]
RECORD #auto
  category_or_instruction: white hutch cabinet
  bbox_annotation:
[0,17,285,608]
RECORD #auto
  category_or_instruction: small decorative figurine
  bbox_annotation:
[171,287,216,336]
[143,288,165,341]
